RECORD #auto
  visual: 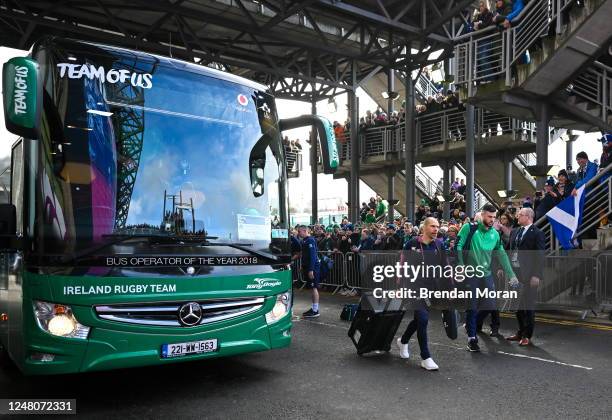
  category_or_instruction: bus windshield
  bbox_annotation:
[34,40,288,259]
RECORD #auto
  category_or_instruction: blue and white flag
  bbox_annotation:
[546,186,586,250]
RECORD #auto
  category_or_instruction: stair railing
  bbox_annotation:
[535,162,612,251]
[454,0,579,94]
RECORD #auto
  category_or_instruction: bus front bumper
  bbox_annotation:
[22,313,292,375]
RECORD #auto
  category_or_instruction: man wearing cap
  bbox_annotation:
[297,225,322,318]
[383,224,401,250]
[535,178,560,221]
[572,151,598,196]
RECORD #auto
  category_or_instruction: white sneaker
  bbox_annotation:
[397,338,410,359]
[421,358,439,371]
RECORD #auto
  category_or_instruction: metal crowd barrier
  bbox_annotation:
[290,248,609,315]
[596,252,612,312]
[536,254,599,311]
[292,251,346,291]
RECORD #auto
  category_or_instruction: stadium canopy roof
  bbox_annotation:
[0,0,477,100]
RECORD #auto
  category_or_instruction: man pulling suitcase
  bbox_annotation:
[396,217,447,371]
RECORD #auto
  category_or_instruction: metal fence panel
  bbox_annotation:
[596,252,612,308]
[536,255,598,310]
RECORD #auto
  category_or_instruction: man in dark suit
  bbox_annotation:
[506,207,546,346]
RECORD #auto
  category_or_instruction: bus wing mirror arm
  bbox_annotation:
[279,115,338,174]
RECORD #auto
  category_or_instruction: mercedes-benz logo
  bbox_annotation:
[178,302,203,327]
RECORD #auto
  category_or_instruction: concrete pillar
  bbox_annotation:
[349,61,360,224]
[466,104,475,216]
[404,63,416,222]
[310,98,318,225]
[536,104,550,190]
[387,169,395,222]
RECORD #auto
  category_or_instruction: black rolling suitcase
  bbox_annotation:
[348,293,405,355]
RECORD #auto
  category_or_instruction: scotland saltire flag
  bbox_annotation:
[546,185,586,250]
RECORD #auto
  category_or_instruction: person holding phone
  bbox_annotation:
[535,178,560,221]
[556,169,574,201]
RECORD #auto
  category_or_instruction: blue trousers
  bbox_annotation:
[400,309,431,359]
[465,274,497,339]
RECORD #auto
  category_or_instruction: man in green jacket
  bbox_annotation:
[375,196,388,219]
[456,204,519,352]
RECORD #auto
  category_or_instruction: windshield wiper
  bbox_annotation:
[60,234,175,264]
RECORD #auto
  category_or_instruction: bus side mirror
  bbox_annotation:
[279,115,338,174]
[2,57,42,139]
[0,204,17,250]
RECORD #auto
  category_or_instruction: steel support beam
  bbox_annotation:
[387,169,395,222]
[387,68,395,114]
[566,138,575,171]
[311,98,318,225]
[316,0,451,44]
[404,63,416,222]
[536,104,551,190]
[504,153,513,192]
[465,104,475,217]
[443,160,450,220]
[349,62,360,224]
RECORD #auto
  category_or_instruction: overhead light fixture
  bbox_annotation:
[381,91,400,100]
[497,190,518,198]
[87,109,113,117]
[436,195,445,202]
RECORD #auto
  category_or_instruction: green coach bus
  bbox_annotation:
[0,38,337,374]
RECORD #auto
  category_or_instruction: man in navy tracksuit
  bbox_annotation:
[298,225,321,318]
[396,217,446,371]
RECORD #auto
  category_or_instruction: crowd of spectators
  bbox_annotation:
[332,88,462,143]
[282,136,302,152]
[291,134,612,274]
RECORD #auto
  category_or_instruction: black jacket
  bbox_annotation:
[508,225,545,282]
[535,192,559,221]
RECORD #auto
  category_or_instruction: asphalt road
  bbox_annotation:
[1,289,611,419]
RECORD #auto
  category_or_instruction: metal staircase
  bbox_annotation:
[332,106,539,211]
[284,146,303,179]
[454,0,612,131]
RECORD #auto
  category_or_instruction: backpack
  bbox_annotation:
[340,303,359,321]
[459,222,479,264]
[319,254,334,280]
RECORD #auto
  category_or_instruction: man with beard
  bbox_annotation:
[456,204,519,352]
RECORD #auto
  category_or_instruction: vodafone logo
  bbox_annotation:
[237,94,249,106]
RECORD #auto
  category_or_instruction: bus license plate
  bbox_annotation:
[161,339,218,358]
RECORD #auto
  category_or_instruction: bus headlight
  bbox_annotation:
[33,301,90,339]
[265,291,291,325]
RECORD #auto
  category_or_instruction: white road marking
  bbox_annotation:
[294,315,596,371]
[293,317,344,328]
[497,351,593,370]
